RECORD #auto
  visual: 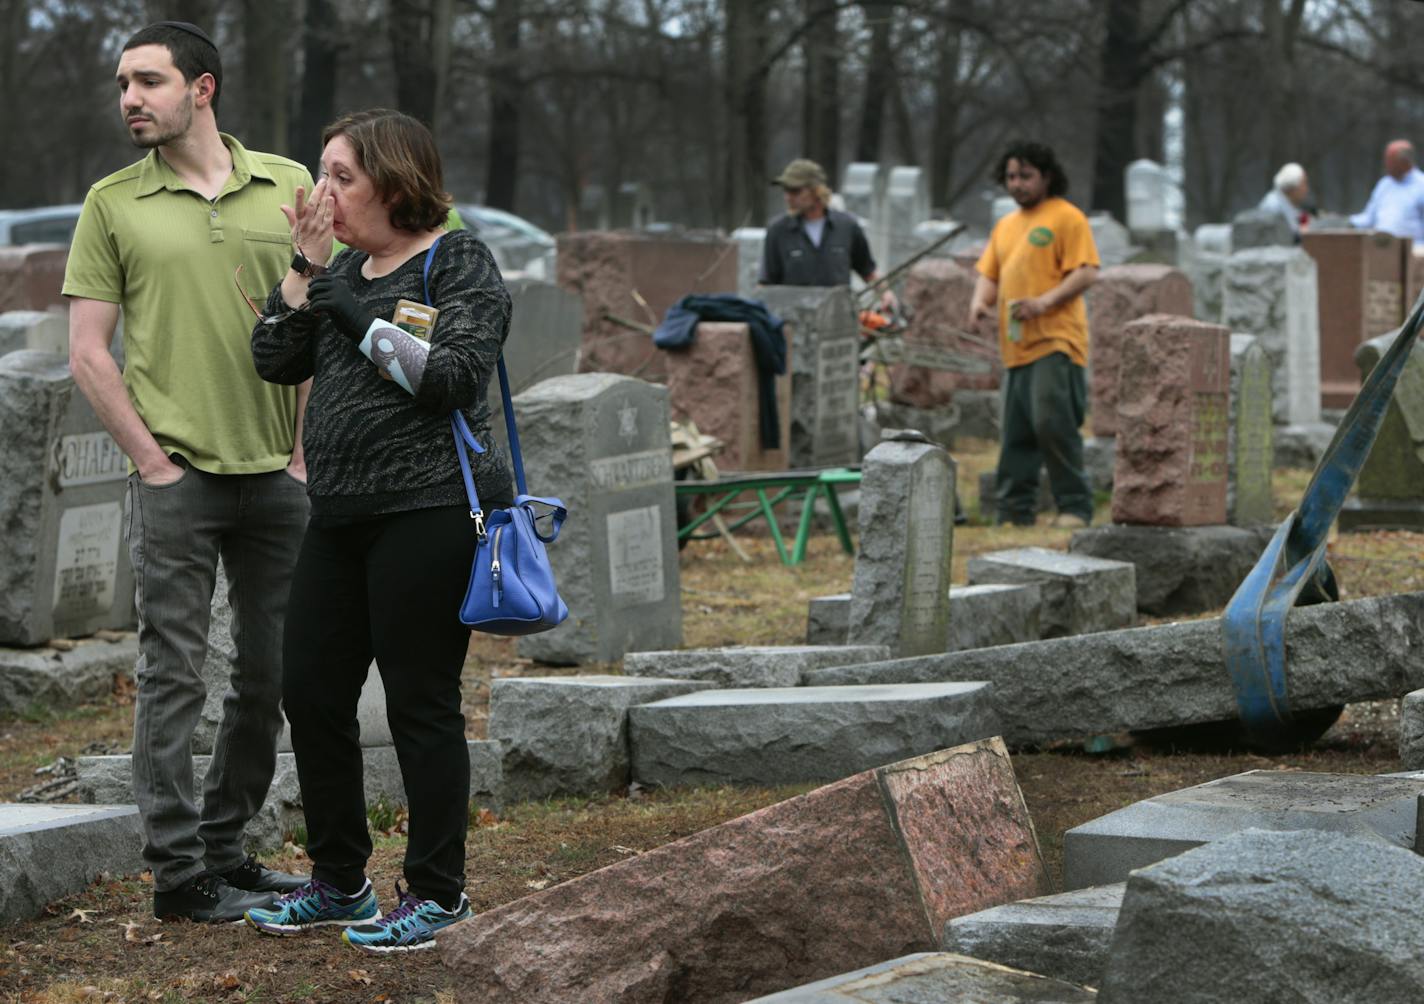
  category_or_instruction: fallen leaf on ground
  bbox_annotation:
[121,921,163,945]
[68,907,99,923]
[525,878,549,890]
[349,969,373,985]
[213,971,242,990]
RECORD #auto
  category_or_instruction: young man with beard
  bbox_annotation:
[63,21,313,922]
[968,141,1099,528]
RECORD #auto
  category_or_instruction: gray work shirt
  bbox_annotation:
[759,209,876,287]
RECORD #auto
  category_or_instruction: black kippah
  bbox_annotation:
[151,20,217,48]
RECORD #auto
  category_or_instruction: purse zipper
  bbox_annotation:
[490,525,504,607]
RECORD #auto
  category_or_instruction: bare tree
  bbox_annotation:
[800,0,840,180]
[240,0,290,155]
[484,0,522,210]
[291,0,340,174]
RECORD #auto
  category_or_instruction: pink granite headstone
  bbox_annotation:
[555,231,739,383]
[1112,314,1231,526]
[0,245,68,313]
[1086,265,1194,436]
[438,737,1046,1004]
[664,321,792,472]
[888,259,1001,409]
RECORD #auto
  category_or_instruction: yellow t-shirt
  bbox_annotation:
[976,197,1099,369]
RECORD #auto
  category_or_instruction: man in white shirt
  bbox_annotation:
[1351,139,1424,248]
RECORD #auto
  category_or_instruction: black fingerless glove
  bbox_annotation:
[306,274,375,342]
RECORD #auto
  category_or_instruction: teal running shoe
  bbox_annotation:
[341,882,470,953]
[244,879,378,935]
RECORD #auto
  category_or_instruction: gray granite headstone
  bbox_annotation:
[841,162,888,268]
[513,373,682,663]
[0,309,67,357]
[1221,246,1321,425]
[746,952,1097,1003]
[503,279,583,395]
[1125,159,1170,232]
[1088,212,1136,267]
[884,165,929,278]
[1188,249,1227,324]
[1230,207,1295,249]
[1228,334,1275,525]
[0,351,135,646]
[0,804,144,924]
[731,226,767,298]
[847,433,954,657]
[1341,327,1424,529]
[1193,223,1232,255]
[758,285,860,468]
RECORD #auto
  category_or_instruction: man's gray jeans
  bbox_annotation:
[126,461,308,891]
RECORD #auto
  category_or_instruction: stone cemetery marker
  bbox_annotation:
[1112,315,1230,526]
[1088,212,1135,267]
[848,432,954,657]
[1301,229,1410,409]
[884,165,929,281]
[0,310,67,357]
[759,285,861,468]
[1188,250,1227,324]
[512,373,682,663]
[502,279,583,395]
[1221,246,1321,425]
[1194,223,1232,254]
[0,246,68,312]
[882,259,999,413]
[0,351,134,645]
[1341,327,1424,530]
[1084,264,1194,436]
[555,230,737,383]
[1228,335,1274,525]
[610,181,654,230]
[663,321,791,471]
[1229,207,1294,249]
[839,162,884,222]
[1125,159,1170,232]
[747,953,1098,1003]
[731,226,767,298]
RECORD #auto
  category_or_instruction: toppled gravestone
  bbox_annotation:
[1061,769,1424,890]
[966,548,1135,639]
[943,882,1124,989]
[746,953,1097,1003]
[439,738,1047,1004]
[1401,688,1424,770]
[623,644,890,689]
[1098,829,1424,1004]
[0,634,138,716]
[0,804,144,924]
[806,585,1040,652]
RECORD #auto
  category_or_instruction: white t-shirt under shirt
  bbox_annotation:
[803,216,826,248]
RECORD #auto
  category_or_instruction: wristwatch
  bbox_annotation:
[290,248,328,278]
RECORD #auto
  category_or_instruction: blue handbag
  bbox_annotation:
[419,240,570,635]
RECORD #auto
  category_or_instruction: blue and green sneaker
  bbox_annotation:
[341,882,470,953]
[244,879,378,935]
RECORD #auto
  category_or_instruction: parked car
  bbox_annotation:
[0,204,84,245]
[453,203,556,279]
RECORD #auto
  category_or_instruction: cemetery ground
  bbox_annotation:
[0,440,1419,1002]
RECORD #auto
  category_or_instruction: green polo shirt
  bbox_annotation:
[63,134,313,474]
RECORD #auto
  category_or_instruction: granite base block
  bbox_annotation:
[942,883,1123,988]
[623,645,890,688]
[966,547,1136,638]
[806,585,1041,652]
[0,636,137,716]
[1339,497,1424,532]
[629,682,999,788]
[745,953,1096,1003]
[1402,689,1424,771]
[1062,768,1424,890]
[1273,421,1336,469]
[0,804,144,924]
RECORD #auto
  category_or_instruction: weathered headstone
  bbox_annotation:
[1112,315,1230,526]
[1341,327,1424,530]
[966,548,1135,639]
[1401,688,1424,770]
[1193,223,1232,255]
[623,644,890,689]
[759,285,862,468]
[664,321,792,471]
[1187,249,1227,324]
[1228,334,1275,525]
[885,258,999,412]
[0,634,138,715]
[1229,207,1294,249]
[1062,769,1424,890]
[555,230,737,383]
[439,739,1048,1004]
[1125,159,1170,233]
[0,309,67,357]
[1084,264,1194,436]
[0,804,143,924]
[512,373,682,663]
[1301,229,1410,409]
[884,165,929,281]
[1088,212,1136,267]
[502,279,583,395]
[1098,829,1424,1004]
[847,432,954,657]
[0,351,134,646]
[841,162,888,267]
[806,584,1041,652]
[1221,246,1321,425]
[0,245,68,312]
[731,226,767,299]
[747,953,1097,1003]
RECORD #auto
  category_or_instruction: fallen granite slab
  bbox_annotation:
[75,741,502,852]
[1401,688,1424,771]
[1098,829,1424,1003]
[629,682,999,788]
[803,592,1424,745]
[966,548,1135,638]
[0,804,144,924]
[1068,524,1274,615]
[622,645,890,688]
[0,634,137,715]
[1062,769,1424,890]
[806,585,1040,651]
[439,739,1047,1003]
[745,952,1097,1003]
[942,882,1124,988]
[487,675,714,801]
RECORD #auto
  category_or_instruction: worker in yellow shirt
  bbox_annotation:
[968,141,1100,528]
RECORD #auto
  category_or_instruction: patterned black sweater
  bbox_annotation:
[251,229,514,519]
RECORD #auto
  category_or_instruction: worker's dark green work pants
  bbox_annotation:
[995,351,1092,525]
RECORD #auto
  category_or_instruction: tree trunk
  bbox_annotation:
[241,0,289,155]
[389,0,438,125]
[0,0,26,201]
[854,1,894,163]
[484,0,522,210]
[144,0,218,27]
[292,0,339,176]
[929,11,961,209]
[800,0,840,184]
[723,0,768,229]
[1262,0,1307,178]
[1089,0,1142,220]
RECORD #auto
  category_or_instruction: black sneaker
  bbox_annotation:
[154,872,278,923]
[217,854,310,895]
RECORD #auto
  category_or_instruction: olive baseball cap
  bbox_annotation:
[772,159,828,189]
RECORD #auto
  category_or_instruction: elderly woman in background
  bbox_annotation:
[244,108,512,953]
